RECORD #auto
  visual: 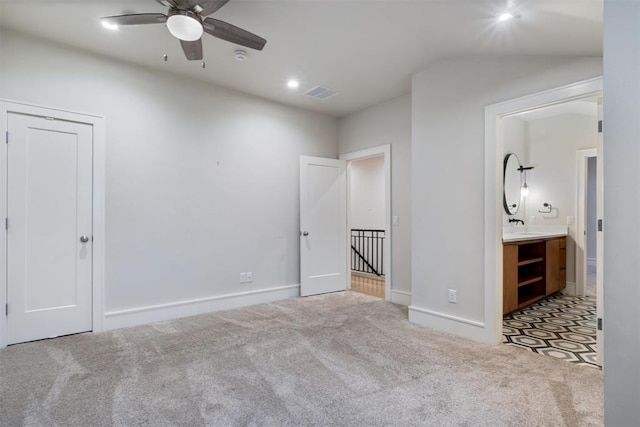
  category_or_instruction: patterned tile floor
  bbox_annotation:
[503,293,599,368]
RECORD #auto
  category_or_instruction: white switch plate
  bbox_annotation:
[448,289,457,304]
[392,215,399,226]
[240,273,247,283]
[246,272,253,282]
[567,216,575,225]
[529,216,536,225]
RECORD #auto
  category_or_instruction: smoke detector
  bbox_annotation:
[233,49,247,61]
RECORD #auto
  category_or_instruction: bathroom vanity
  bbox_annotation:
[503,233,567,315]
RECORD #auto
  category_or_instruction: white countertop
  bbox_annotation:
[502,225,568,243]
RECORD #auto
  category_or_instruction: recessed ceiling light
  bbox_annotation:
[101,21,119,30]
[287,79,300,89]
[498,12,515,22]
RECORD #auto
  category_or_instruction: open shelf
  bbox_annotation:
[518,276,544,287]
[518,257,544,267]
[517,293,546,308]
[504,237,567,316]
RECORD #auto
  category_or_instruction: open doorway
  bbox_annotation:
[348,156,386,298]
[586,157,597,297]
[577,149,599,298]
[485,78,604,364]
[340,144,392,301]
[500,96,601,368]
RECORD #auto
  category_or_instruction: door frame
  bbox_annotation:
[0,100,106,348]
[340,144,392,301]
[484,77,603,345]
[576,148,598,296]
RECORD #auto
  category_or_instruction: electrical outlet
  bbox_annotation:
[448,289,457,304]
[529,216,536,225]
[246,272,253,282]
[567,216,575,225]
[240,273,247,283]
[392,215,400,226]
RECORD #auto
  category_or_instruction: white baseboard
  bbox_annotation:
[408,305,488,343]
[390,289,411,306]
[103,284,300,331]
[563,281,577,296]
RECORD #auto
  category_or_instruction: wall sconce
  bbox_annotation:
[518,165,534,198]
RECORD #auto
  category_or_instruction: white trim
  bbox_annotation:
[103,284,300,330]
[390,290,411,306]
[564,281,577,296]
[408,305,486,342]
[340,144,392,301]
[587,258,597,268]
[484,77,603,346]
[0,100,106,348]
[576,148,598,297]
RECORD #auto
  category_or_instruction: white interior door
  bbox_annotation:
[6,112,93,345]
[596,100,604,366]
[299,156,347,296]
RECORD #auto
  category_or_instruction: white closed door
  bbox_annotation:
[6,112,93,345]
[299,156,347,296]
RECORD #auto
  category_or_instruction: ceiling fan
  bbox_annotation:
[101,0,266,61]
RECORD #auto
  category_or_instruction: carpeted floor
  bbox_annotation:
[0,291,603,426]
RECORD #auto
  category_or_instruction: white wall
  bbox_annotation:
[410,56,602,338]
[350,156,385,230]
[525,114,597,225]
[603,1,640,424]
[0,31,338,325]
[339,94,412,303]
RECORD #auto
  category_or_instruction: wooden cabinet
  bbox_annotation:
[503,236,567,315]
[546,237,567,295]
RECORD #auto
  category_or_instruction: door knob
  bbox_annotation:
[302,231,309,236]
[80,235,90,243]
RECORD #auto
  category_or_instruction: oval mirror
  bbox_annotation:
[503,153,521,215]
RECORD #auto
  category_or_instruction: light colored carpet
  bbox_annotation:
[0,291,603,426]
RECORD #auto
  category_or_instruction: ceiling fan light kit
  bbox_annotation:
[101,0,266,62]
[166,10,203,41]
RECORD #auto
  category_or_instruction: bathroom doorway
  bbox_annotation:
[500,96,601,368]
[586,157,597,297]
[485,77,604,366]
[577,149,598,298]
[340,145,392,301]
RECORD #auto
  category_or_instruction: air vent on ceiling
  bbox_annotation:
[305,86,338,100]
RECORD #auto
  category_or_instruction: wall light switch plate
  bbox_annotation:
[529,216,536,225]
[448,289,457,304]
[567,216,575,225]
[246,272,253,282]
[240,273,247,283]
[392,215,399,226]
